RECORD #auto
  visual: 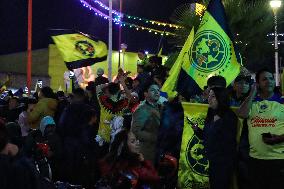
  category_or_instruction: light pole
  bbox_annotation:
[121,43,127,70]
[27,0,33,95]
[118,0,123,69]
[270,0,282,86]
[108,0,113,81]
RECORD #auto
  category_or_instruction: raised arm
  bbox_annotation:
[237,84,257,119]
[118,75,132,100]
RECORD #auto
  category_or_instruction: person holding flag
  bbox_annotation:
[162,0,242,187]
[192,86,238,189]
[162,0,241,100]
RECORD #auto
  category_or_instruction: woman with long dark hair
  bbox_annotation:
[98,129,160,189]
[193,87,238,189]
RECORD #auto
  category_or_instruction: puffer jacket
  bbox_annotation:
[28,98,57,129]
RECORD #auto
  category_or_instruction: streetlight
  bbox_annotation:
[270,0,282,86]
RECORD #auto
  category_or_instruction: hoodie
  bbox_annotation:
[39,116,56,136]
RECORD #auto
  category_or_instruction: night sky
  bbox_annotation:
[0,0,188,55]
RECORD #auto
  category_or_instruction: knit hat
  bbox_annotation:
[97,68,104,76]
[39,116,55,136]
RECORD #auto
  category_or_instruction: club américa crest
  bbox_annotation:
[75,40,95,57]
[189,30,230,73]
[186,116,209,176]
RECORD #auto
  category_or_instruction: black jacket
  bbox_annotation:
[0,154,41,189]
[203,110,238,162]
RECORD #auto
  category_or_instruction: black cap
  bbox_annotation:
[235,75,251,83]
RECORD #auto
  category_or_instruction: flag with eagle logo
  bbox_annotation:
[178,0,241,92]
[178,102,209,189]
[51,30,107,70]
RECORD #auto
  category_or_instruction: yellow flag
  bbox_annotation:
[161,28,195,100]
[158,47,163,56]
[0,75,10,93]
[52,31,107,70]
[182,0,241,89]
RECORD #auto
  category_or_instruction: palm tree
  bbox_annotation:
[168,0,283,72]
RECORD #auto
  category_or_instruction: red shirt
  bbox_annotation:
[99,159,160,188]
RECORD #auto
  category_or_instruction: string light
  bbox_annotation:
[89,0,183,29]
[124,15,183,29]
[195,3,206,16]
[79,0,176,36]
[267,33,284,37]
[80,0,111,20]
[122,22,176,36]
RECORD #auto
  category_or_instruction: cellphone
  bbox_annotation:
[37,80,43,88]
[24,87,29,94]
[69,71,75,79]
[262,133,272,138]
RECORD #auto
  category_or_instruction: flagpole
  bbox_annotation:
[157,29,165,54]
[108,0,113,81]
[118,0,123,68]
[27,0,32,94]
[270,0,282,86]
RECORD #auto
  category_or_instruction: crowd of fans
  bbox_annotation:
[0,52,283,189]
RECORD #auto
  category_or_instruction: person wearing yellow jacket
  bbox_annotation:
[28,87,58,129]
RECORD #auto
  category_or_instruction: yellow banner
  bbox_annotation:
[178,103,209,189]
[178,102,242,188]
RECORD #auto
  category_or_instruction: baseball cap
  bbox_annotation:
[234,75,251,83]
